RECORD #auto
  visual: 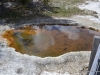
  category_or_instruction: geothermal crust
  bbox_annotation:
[1,0,100,75]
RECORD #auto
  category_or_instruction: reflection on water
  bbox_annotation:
[2,25,100,57]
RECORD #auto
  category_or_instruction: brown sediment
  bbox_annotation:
[2,25,100,57]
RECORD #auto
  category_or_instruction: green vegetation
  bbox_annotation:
[0,0,93,22]
[50,0,85,6]
[44,0,87,17]
[44,7,86,17]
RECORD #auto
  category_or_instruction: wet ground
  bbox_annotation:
[2,25,100,57]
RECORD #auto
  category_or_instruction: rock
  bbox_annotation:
[93,11,98,14]
[16,68,23,74]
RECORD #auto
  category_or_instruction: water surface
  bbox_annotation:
[2,25,100,57]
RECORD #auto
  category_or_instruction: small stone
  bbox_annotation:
[93,11,98,14]
[16,68,23,74]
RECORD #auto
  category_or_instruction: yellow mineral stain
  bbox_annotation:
[2,26,36,54]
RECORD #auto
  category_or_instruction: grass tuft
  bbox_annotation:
[44,7,86,17]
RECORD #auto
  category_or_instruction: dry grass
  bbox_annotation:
[43,0,92,17]
[44,7,86,17]
[50,0,85,7]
